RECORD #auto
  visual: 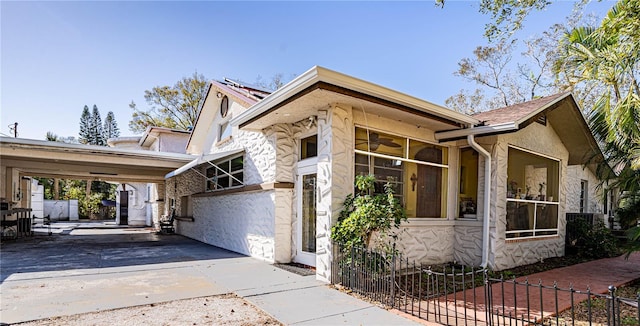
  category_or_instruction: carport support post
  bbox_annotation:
[315,105,353,283]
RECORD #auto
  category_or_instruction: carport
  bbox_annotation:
[0,137,194,231]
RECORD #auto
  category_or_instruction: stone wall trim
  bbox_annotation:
[191,182,294,197]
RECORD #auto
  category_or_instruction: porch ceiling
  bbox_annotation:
[1,137,194,183]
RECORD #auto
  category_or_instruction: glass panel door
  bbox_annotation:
[301,174,316,253]
[295,162,317,267]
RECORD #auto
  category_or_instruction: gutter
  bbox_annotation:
[435,122,518,142]
[466,130,492,269]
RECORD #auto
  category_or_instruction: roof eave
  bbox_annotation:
[232,66,479,130]
[435,122,519,142]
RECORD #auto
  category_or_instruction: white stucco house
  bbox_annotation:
[108,127,190,226]
[164,66,608,281]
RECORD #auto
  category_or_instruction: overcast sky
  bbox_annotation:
[1,1,615,140]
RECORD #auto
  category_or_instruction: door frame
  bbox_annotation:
[294,158,317,267]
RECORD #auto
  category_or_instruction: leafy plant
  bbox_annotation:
[331,174,407,253]
[79,193,104,218]
[616,192,640,230]
[566,218,619,259]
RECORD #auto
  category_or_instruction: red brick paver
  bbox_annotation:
[402,253,640,324]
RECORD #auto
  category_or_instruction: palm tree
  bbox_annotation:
[555,0,640,254]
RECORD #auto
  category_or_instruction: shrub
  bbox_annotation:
[331,175,407,253]
[566,218,619,258]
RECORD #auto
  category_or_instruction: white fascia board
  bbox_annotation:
[434,122,519,141]
[232,66,479,128]
[232,66,322,128]
[0,137,194,161]
[164,157,201,179]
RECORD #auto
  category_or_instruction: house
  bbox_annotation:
[107,126,191,226]
[164,66,607,281]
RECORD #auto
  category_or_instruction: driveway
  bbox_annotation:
[0,223,421,325]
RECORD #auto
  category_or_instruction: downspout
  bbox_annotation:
[467,131,491,269]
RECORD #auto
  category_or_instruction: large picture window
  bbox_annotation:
[506,147,559,239]
[354,127,448,218]
[206,154,244,191]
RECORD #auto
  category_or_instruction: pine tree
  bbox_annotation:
[79,105,92,144]
[90,105,105,146]
[102,111,120,141]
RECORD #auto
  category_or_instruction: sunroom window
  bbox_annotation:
[506,147,559,239]
[459,147,479,218]
[206,154,244,191]
[354,127,448,218]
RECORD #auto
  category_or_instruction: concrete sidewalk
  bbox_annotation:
[0,227,421,325]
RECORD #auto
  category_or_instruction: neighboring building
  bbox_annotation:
[108,127,190,226]
[163,66,607,281]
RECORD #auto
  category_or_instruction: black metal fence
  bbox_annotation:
[331,243,640,325]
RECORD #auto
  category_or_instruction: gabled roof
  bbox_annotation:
[186,79,272,152]
[139,126,190,148]
[436,92,604,167]
[472,92,569,126]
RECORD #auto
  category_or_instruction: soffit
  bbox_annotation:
[239,86,460,132]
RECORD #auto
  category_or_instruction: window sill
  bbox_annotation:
[505,235,559,243]
[216,136,233,146]
[175,216,194,222]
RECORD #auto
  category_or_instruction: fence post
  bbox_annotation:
[390,248,396,308]
[608,285,617,326]
[349,246,355,288]
[484,269,492,326]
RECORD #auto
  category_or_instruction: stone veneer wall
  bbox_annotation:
[316,105,353,282]
[172,122,303,263]
[267,120,318,263]
[396,221,455,264]
[167,168,204,218]
[179,189,292,262]
[452,220,484,266]
[489,122,569,271]
[565,165,604,214]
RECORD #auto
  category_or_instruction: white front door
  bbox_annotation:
[295,163,317,267]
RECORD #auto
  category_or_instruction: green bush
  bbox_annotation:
[331,175,407,253]
[566,218,619,258]
[616,192,640,229]
[79,193,103,218]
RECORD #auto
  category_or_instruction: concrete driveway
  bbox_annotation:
[0,223,420,325]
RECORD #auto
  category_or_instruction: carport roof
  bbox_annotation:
[1,137,194,183]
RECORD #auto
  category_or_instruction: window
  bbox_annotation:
[219,121,232,141]
[354,127,448,218]
[180,195,192,217]
[506,147,560,239]
[580,180,587,213]
[220,96,229,118]
[459,148,479,218]
[300,135,317,160]
[206,154,244,191]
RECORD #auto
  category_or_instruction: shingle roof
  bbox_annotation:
[472,92,569,125]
